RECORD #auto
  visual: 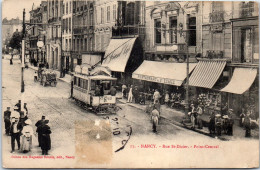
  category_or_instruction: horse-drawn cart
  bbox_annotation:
[38,68,57,87]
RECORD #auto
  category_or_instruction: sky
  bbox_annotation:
[2,0,42,21]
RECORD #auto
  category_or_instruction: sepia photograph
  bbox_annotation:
[1,0,259,168]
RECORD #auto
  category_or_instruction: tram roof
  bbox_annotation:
[74,74,116,81]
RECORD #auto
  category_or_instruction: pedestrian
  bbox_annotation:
[20,119,33,153]
[34,71,38,82]
[10,54,13,65]
[10,117,23,153]
[191,104,203,129]
[24,103,28,115]
[41,120,52,155]
[133,86,139,103]
[4,107,11,135]
[227,109,234,136]
[215,114,222,136]
[35,116,45,147]
[221,102,228,116]
[122,84,127,98]
[151,109,160,133]
[46,62,49,69]
[95,85,101,96]
[153,89,161,104]
[110,85,117,96]
[239,108,246,127]
[127,85,133,103]
[70,74,74,98]
[244,111,252,137]
[164,91,170,106]
[15,100,21,112]
[208,112,215,134]
[10,109,20,123]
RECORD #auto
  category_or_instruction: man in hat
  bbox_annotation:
[151,109,160,133]
[226,109,234,136]
[153,89,161,104]
[15,100,21,112]
[215,114,222,136]
[244,111,252,137]
[110,85,117,96]
[35,116,45,147]
[10,117,23,153]
[41,120,52,155]
[4,107,11,135]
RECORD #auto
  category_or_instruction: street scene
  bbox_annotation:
[2,0,259,168]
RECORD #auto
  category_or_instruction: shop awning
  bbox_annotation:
[102,38,136,72]
[189,60,226,88]
[220,68,257,94]
[132,60,197,86]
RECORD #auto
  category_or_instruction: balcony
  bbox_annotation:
[73,27,83,34]
[112,25,145,38]
[204,50,224,59]
[209,11,224,23]
[240,8,254,18]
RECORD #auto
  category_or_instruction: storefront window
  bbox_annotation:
[241,28,252,63]
[154,19,161,44]
[253,27,259,63]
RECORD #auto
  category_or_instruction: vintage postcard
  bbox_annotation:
[2,0,259,168]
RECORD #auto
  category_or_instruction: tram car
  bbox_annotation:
[72,65,118,114]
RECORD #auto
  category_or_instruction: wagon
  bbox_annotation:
[39,69,57,87]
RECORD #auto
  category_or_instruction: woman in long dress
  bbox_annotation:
[20,119,33,153]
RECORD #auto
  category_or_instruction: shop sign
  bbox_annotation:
[134,74,180,85]
[99,95,116,104]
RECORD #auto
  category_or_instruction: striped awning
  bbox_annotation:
[189,60,226,88]
[220,68,257,94]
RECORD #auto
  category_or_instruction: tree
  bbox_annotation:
[9,31,22,51]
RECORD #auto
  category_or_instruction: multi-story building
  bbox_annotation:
[46,0,63,70]
[98,0,146,84]
[131,2,201,103]
[72,0,96,71]
[29,2,47,64]
[62,0,73,72]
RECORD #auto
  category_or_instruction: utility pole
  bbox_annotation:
[60,1,63,78]
[21,8,26,114]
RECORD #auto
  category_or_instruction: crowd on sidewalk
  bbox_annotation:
[120,83,259,138]
[4,100,52,155]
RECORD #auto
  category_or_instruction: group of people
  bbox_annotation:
[4,100,51,155]
[125,85,145,104]
[94,85,117,96]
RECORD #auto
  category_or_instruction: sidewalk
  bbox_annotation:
[28,65,71,84]
[117,93,259,140]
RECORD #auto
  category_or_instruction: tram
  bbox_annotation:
[72,65,119,114]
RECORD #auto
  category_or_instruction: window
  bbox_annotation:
[101,8,104,24]
[241,28,252,63]
[188,16,196,46]
[154,19,161,44]
[70,2,72,13]
[83,80,88,89]
[90,11,93,25]
[240,2,254,18]
[78,78,81,87]
[113,5,116,21]
[66,2,68,14]
[107,6,110,22]
[169,16,177,44]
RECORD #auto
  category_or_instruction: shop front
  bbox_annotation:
[101,37,144,86]
[132,60,197,105]
[189,59,229,115]
[220,67,258,118]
